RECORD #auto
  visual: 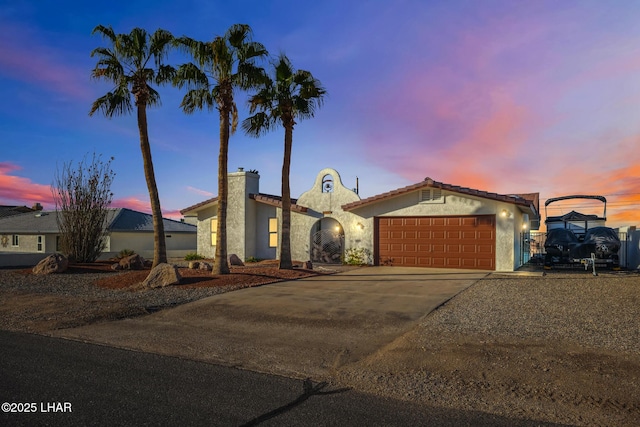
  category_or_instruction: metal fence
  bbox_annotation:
[520,231,631,269]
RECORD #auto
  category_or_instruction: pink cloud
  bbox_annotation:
[0,162,54,208]
[186,186,214,197]
[110,197,152,213]
[111,196,185,220]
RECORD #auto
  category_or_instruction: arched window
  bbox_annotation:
[321,174,334,193]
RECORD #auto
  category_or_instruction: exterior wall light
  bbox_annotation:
[500,209,511,218]
[356,222,364,230]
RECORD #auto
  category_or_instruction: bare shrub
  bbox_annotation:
[52,153,115,262]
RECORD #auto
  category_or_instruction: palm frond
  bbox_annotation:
[146,86,162,108]
[230,103,238,134]
[241,111,276,137]
[91,25,117,43]
[89,89,133,118]
[173,62,209,89]
[155,64,176,85]
[180,89,215,114]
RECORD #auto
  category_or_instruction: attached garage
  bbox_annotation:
[376,215,496,270]
[341,175,539,272]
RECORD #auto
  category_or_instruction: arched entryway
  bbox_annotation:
[310,218,344,264]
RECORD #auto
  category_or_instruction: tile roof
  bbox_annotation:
[341,177,539,215]
[180,197,218,215]
[109,208,196,233]
[0,210,62,233]
[249,194,308,212]
[0,208,195,234]
[181,194,308,214]
[0,205,35,219]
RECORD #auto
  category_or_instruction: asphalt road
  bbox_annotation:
[0,331,562,427]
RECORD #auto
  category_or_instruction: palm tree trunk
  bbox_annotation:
[213,107,230,275]
[279,124,293,270]
[137,103,167,268]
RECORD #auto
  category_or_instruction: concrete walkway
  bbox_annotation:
[52,267,489,379]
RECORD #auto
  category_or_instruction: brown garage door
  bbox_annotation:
[376,215,495,270]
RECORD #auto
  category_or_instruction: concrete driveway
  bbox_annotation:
[53,266,488,379]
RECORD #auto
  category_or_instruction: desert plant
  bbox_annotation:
[344,247,372,266]
[52,153,115,263]
[116,249,136,259]
[245,256,263,263]
[184,252,205,261]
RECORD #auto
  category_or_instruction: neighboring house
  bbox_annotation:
[0,208,196,264]
[0,204,38,218]
[181,167,540,271]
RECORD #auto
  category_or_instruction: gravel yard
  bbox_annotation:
[0,261,321,333]
[1,264,639,426]
[337,270,640,427]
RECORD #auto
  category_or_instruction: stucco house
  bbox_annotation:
[0,207,196,265]
[181,168,540,271]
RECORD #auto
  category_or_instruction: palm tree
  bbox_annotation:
[174,24,267,275]
[89,25,175,268]
[242,54,326,269]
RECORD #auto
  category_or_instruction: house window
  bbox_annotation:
[37,235,44,252]
[269,217,278,248]
[210,218,218,246]
[420,188,444,204]
[11,235,19,247]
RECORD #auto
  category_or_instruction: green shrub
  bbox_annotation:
[117,249,136,259]
[344,247,372,265]
[184,252,205,261]
[245,256,263,263]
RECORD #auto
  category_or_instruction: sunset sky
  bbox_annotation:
[2,0,640,228]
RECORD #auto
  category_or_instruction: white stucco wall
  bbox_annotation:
[226,170,260,260]
[195,205,217,258]
[291,168,362,263]
[255,203,277,260]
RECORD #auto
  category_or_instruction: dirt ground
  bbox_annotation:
[0,260,321,333]
[2,262,639,425]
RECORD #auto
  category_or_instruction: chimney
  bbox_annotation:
[32,203,43,211]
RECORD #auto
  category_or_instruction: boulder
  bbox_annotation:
[119,254,145,270]
[188,261,200,269]
[229,254,244,266]
[199,262,212,271]
[142,263,181,289]
[111,263,122,271]
[32,253,69,275]
[304,260,313,270]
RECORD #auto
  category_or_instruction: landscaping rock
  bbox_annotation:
[111,263,122,271]
[229,254,244,266]
[32,253,69,275]
[119,254,145,270]
[304,260,313,269]
[199,262,212,271]
[189,261,200,269]
[142,263,181,289]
